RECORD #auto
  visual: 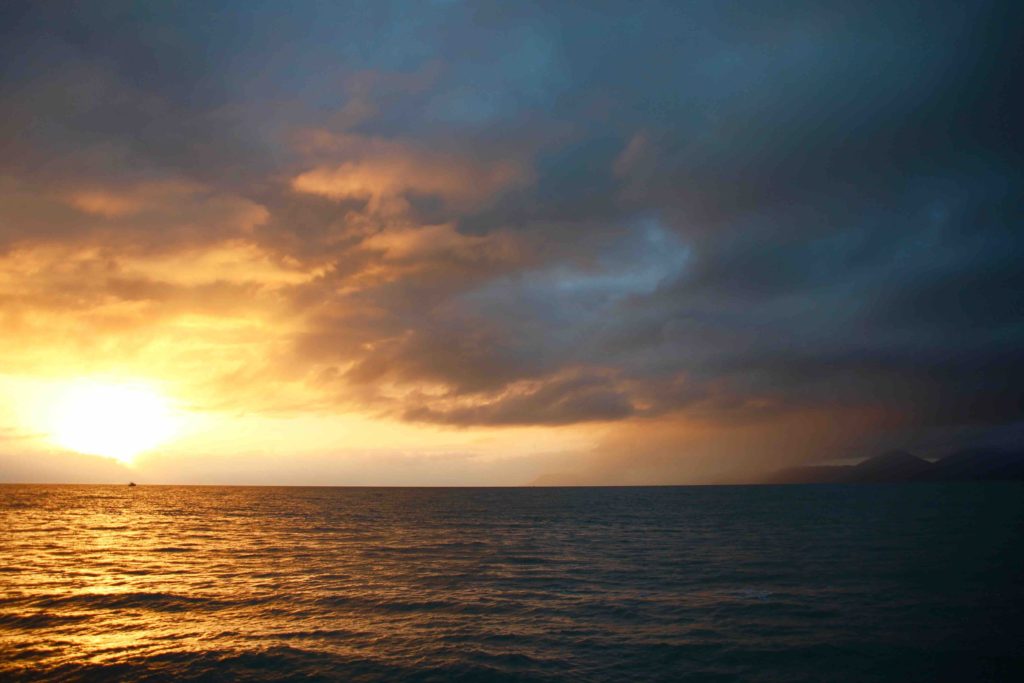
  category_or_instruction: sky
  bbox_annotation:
[1,0,1022,485]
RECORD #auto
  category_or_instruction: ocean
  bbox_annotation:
[1,484,1022,682]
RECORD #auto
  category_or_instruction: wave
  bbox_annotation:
[2,645,549,683]
[27,591,254,613]
[2,484,1023,682]
[0,611,94,629]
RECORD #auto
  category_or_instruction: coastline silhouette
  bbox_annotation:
[765,449,1024,484]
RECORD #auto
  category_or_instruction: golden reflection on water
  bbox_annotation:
[2,484,1023,681]
[1,486,395,675]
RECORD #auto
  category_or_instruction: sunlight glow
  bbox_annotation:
[47,381,180,463]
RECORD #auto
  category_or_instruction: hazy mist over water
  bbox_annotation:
[2,485,1023,682]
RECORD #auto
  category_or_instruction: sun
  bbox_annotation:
[47,380,180,463]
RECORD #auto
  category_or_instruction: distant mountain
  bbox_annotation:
[927,449,1024,482]
[766,449,1024,485]
[847,450,934,483]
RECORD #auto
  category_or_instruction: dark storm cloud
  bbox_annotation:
[402,370,637,427]
[2,1,1021,452]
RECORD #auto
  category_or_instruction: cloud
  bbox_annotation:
[401,370,636,426]
[1,0,1022,482]
[0,174,268,255]
[64,180,267,232]
[291,132,530,212]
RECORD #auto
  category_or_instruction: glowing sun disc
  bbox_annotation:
[48,381,178,462]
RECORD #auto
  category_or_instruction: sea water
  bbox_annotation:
[2,484,1022,681]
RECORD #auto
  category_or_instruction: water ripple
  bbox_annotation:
[1,484,1023,681]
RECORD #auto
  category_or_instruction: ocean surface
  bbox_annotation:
[1,484,1022,682]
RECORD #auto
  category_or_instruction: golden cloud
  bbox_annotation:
[291,132,530,210]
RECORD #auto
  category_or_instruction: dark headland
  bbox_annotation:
[765,449,1024,485]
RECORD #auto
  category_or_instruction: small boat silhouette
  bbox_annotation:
[128,481,137,487]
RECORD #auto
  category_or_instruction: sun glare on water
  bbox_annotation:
[47,381,180,463]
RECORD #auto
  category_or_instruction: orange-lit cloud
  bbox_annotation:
[2,2,1020,486]
[291,133,530,211]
